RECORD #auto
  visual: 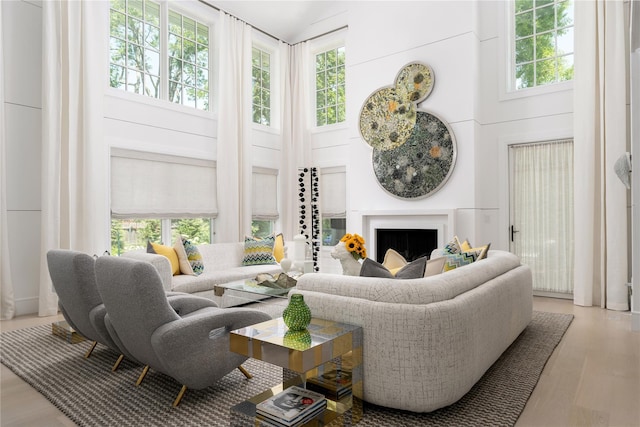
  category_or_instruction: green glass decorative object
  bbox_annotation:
[283,294,311,331]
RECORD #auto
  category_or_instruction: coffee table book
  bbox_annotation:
[256,385,326,426]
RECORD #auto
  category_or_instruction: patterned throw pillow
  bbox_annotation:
[147,241,180,276]
[443,236,462,254]
[242,235,277,266]
[443,243,491,272]
[182,237,204,275]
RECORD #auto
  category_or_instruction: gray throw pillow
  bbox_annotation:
[360,257,427,279]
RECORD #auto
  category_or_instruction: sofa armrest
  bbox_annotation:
[121,251,172,291]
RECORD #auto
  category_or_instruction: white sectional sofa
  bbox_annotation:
[122,242,284,299]
[290,249,533,413]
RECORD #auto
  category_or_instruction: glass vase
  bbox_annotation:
[283,294,311,331]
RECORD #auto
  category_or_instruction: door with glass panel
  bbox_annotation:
[509,140,574,296]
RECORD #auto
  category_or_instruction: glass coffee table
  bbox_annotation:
[229,317,363,426]
[213,273,300,308]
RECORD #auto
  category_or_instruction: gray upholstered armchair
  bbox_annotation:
[94,255,271,406]
[46,249,220,377]
[46,249,130,369]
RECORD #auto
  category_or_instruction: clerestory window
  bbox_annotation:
[252,47,272,126]
[513,0,574,90]
[315,46,346,126]
[109,0,210,110]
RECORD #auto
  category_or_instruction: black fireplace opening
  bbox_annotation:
[375,229,438,262]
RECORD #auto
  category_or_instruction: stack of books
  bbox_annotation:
[256,385,326,427]
[306,367,353,400]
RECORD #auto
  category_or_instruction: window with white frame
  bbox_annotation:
[109,150,217,253]
[513,0,574,90]
[109,0,210,110]
[315,46,346,126]
[252,47,271,126]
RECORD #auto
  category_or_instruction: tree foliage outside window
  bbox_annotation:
[316,47,346,126]
[110,0,161,98]
[322,217,345,246]
[110,218,211,255]
[251,220,274,239]
[252,47,271,126]
[514,0,574,89]
[171,218,211,244]
[109,0,210,110]
[168,10,210,110]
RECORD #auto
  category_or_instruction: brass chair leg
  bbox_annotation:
[136,365,150,386]
[238,365,252,379]
[111,354,125,372]
[173,385,187,407]
[84,341,98,359]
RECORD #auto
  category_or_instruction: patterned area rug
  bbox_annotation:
[0,311,572,426]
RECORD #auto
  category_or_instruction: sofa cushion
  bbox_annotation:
[173,238,195,276]
[424,256,446,276]
[242,235,277,266]
[148,242,180,275]
[360,257,426,279]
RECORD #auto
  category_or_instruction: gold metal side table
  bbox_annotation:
[229,317,363,426]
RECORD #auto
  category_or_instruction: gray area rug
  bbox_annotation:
[0,311,572,426]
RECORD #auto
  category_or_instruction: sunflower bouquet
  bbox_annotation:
[340,233,367,261]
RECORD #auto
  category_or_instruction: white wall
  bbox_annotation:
[3,0,43,316]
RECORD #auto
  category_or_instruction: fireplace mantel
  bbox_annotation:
[357,210,456,260]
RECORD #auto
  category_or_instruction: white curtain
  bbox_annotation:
[216,11,252,242]
[279,42,312,240]
[40,1,110,316]
[573,0,629,310]
[511,141,574,294]
[0,2,16,320]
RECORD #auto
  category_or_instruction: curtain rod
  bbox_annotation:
[197,0,347,45]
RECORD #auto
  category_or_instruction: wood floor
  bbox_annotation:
[1,297,639,427]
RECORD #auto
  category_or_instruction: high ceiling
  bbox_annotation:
[204,1,349,44]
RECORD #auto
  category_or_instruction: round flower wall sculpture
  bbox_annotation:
[359,87,416,151]
[372,110,457,199]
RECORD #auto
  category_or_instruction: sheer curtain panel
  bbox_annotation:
[216,11,252,242]
[279,42,312,240]
[573,0,630,310]
[0,2,16,320]
[40,1,110,316]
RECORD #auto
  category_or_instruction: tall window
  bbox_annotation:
[514,0,574,90]
[252,47,271,126]
[168,10,209,110]
[109,0,210,110]
[109,0,161,97]
[315,47,346,126]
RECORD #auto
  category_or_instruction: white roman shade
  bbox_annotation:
[111,149,218,219]
[252,167,279,220]
[321,166,346,218]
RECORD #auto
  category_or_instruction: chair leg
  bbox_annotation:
[238,365,252,379]
[173,385,187,407]
[136,365,150,386]
[111,354,125,372]
[84,341,98,358]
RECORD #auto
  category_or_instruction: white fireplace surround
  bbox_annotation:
[358,210,456,260]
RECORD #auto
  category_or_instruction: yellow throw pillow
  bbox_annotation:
[273,233,285,263]
[148,242,180,276]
